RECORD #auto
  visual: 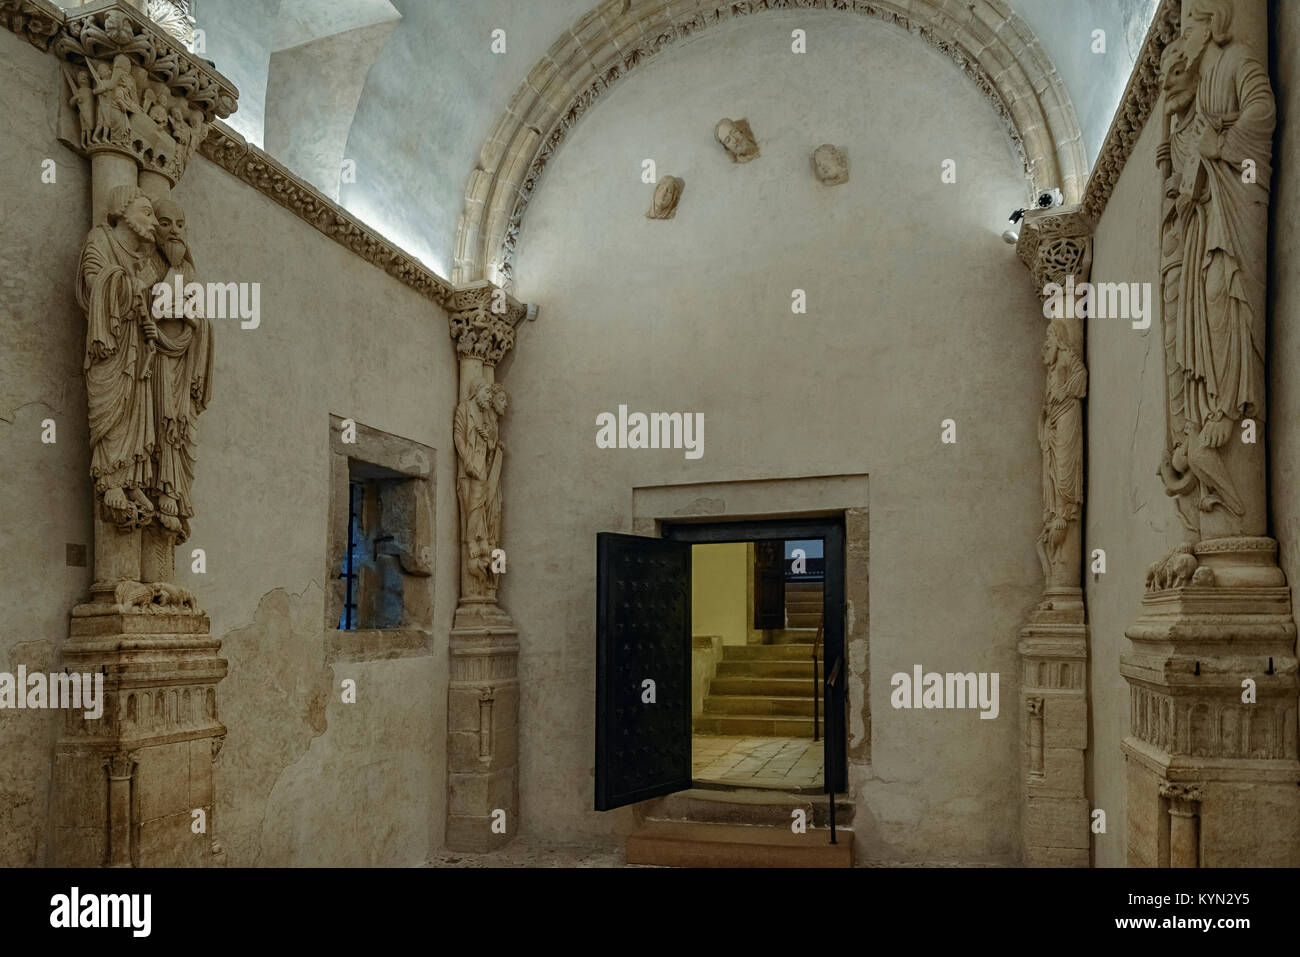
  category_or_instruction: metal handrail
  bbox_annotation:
[825,654,843,845]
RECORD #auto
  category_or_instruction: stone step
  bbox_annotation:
[708,675,819,696]
[716,659,823,678]
[768,628,819,644]
[784,582,824,594]
[703,694,818,715]
[693,714,815,736]
[626,820,853,868]
[720,644,823,660]
[644,787,855,828]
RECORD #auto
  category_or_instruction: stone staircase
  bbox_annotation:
[694,629,822,736]
[628,787,853,867]
[785,580,823,629]
[694,580,825,737]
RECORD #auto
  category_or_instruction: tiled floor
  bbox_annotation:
[692,733,823,789]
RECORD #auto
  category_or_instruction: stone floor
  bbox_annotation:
[425,842,634,867]
[692,733,824,788]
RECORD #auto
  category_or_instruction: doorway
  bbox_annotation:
[594,516,847,812]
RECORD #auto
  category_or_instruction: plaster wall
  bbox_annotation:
[503,11,1045,863]
[691,543,749,647]
[0,27,457,866]
[1083,115,1166,869]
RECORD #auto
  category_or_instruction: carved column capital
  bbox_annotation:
[1016,207,1093,291]
[448,280,534,367]
[1025,696,1044,717]
[0,0,62,50]
[1158,781,1203,806]
[53,1,238,186]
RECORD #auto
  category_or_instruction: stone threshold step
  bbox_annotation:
[627,820,853,868]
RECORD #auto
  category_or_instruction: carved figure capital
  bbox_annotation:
[105,749,139,780]
[1158,781,1203,805]
[53,1,238,184]
[448,281,530,366]
[1026,696,1044,717]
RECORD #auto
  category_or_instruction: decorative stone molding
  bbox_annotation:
[0,0,61,50]
[198,123,455,307]
[455,0,1086,289]
[1016,208,1093,292]
[1081,0,1181,224]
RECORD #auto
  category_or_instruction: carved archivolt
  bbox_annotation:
[455,0,1086,290]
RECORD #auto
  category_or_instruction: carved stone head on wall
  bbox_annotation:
[646,175,684,219]
[812,144,849,185]
[715,118,759,163]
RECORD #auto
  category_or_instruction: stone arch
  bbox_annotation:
[452,0,1086,290]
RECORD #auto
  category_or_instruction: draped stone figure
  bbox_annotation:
[454,381,507,597]
[147,199,213,542]
[76,184,165,532]
[1155,0,1274,540]
[1036,319,1087,584]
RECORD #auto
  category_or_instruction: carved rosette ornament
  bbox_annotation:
[1121,0,1300,869]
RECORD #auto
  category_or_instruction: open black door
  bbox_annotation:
[595,532,692,811]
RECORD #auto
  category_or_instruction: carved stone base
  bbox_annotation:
[1019,597,1089,865]
[445,607,519,851]
[52,605,227,867]
[1122,539,1300,867]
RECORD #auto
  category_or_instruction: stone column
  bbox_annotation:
[49,1,237,867]
[445,280,533,850]
[1015,209,1092,865]
[1122,0,1300,868]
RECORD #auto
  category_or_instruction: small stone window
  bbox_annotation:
[327,415,435,662]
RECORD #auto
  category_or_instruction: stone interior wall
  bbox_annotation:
[0,27,457,866]
[1084,115,1166,869]
[505,11,1045,863]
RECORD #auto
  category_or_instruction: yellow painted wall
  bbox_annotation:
[691,543,751,646]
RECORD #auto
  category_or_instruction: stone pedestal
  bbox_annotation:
[445,605,518,851]
[52,603,227,867]
[1121,539,1300,867]
[1019,596,1089,866]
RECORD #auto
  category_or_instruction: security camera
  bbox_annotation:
[1035,187,1064,209]
[1008,207,1028,225]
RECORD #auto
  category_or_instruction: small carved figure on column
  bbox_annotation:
[1036,320,1087,583]
[454,381,508,598]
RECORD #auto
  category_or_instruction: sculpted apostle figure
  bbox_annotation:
[1156,0,1273,535]
[1037,320,1087,581]
[454,380,507,595]
[147,199,214,541]
[75,184,165,529]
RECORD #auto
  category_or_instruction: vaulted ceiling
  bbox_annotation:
[186,0,1157,279]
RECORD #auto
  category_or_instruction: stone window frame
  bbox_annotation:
[326,414,436,664]
[631,473,870,771]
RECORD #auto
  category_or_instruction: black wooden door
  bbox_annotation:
[595,533,692,811]
[753,540,785,629]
